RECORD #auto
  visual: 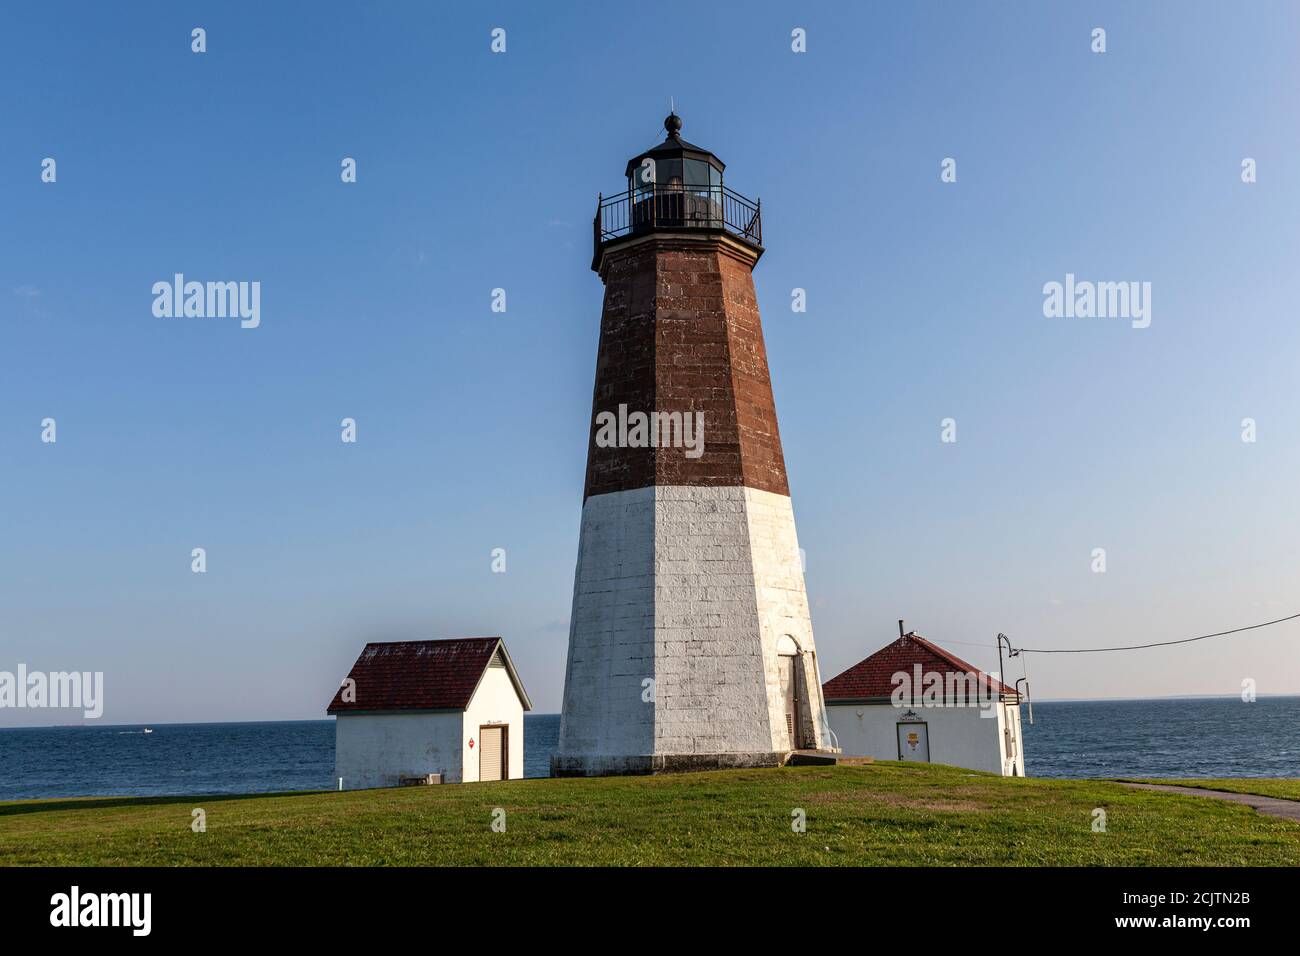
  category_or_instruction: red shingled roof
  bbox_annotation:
[822,633,1018,702]
[326,637,531,714]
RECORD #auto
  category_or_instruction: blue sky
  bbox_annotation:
[3,1,1299,725]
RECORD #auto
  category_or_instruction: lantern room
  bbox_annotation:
[593,112,762,270]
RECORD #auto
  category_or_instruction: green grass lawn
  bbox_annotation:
[1120,778,1300,802]
[2,762,1298,866]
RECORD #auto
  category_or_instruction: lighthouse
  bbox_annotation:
[552,114,833,776]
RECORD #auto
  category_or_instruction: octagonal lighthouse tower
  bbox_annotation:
[552,114,834,776]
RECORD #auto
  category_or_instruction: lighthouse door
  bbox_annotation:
[779,655,801,749]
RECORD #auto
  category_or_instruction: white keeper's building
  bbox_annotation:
[327,637,532,789]
[822,629,1025,776]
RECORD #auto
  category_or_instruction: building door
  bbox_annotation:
[778,655,801,749]
[897,723,929,762]
[479,725,506,781]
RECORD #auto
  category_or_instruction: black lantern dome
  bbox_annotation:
[624,113,726,191]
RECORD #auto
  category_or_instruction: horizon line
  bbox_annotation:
[3,692,1299,730]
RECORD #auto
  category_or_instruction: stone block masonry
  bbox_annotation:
[554,484,821,774]
[555,128,831,775]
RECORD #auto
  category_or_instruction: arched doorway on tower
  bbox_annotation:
[777,635,804,750]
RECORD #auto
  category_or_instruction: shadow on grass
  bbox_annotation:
[0,789,333,818]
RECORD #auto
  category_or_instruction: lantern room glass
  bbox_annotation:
[627,157,724,230]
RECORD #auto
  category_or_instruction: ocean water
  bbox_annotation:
[0,697,1295,801]
[0,714,561,801]
[1021,695,1300,779]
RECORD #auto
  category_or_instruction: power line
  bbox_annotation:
[1012,611,1300,655]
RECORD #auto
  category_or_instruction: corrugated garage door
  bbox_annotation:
[479,726,504,781]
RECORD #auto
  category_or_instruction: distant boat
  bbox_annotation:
[142,728,153,734]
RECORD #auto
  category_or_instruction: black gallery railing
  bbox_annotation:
[593,183,762,254]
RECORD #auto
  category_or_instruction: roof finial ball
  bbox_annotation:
[664,111,683,139]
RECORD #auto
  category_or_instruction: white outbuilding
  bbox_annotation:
[327,637,532,789]
[823,629,1025,776]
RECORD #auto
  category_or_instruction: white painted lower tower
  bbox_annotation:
[553,485,829,775]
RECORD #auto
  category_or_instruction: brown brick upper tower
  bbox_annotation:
[553,114,832,776]
[585,234,789,499]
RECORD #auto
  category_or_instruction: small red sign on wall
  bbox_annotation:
[469,738,475,748]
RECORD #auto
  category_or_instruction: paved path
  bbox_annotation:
[1118,783,1300,822]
